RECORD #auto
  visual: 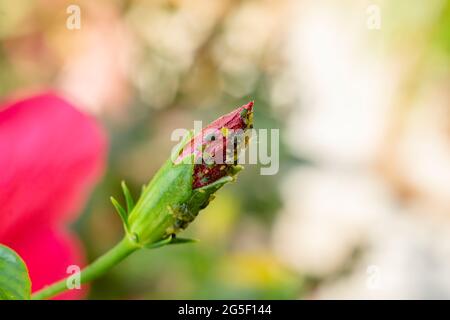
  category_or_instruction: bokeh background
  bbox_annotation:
[1,0,449,299]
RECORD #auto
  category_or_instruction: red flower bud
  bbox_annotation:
[176,102,254,188]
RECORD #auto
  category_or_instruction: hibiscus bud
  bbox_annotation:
[177,101,254,188]
[125,102,254,247]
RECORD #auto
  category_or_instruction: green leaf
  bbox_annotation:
[0,244,31,300]
[121,181,135,213]
[110,196,129,231]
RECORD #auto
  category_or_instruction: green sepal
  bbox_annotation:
[127,130,241,246]
[110,196,129,232]
[144,235,198,250]
[121,181,135,213]
[128,158,194,244]
[196,175,234,193]
[170,130,194,163]
[170,237,198,245]
[144,236,173,249]
[111,181,137,234]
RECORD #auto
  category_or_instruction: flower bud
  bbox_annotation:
[125,102,254,247]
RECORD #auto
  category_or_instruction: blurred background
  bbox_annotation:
[1,0,449,299]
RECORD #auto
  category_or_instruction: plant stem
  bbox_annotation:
[31,236,139,300]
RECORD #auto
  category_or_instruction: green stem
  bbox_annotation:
[31,236,139,300]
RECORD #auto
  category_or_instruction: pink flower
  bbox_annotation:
[0,92,107,299]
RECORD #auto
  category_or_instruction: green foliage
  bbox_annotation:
[0,244,31,300]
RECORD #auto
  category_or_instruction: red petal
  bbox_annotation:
[2,226,87,299]
[0,92,107,240]
[205,101,254,132]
